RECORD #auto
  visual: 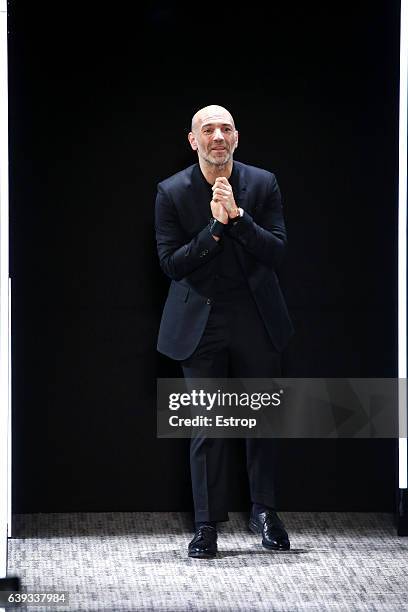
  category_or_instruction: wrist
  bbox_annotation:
[229,206,243,219]
[209,217,226,239]
[229,208,244,225]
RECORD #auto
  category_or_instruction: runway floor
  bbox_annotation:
[6,511,408,611]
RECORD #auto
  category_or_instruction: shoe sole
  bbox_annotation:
[248,520,290,551]
[188,550,217,559]
[262,541,290,551]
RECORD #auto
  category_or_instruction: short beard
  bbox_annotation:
[203,151,232,167]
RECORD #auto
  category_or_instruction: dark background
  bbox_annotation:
[9,1,400,512]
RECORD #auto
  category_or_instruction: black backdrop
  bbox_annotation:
[9,2,400,512]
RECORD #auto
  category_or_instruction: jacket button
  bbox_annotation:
[206,298,212,305]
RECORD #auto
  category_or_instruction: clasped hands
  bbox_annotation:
[210,177,240,225]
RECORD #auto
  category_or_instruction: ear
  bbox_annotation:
[234,130,239,150]
[188,131,198,151]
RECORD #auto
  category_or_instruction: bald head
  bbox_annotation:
[191,105,235,133]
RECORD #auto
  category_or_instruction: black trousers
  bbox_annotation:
[181,288,281,522]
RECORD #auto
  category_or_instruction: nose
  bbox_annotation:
[213,128,224,141]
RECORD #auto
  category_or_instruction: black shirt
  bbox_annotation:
[198,164,248,298]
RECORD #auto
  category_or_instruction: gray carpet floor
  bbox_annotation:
[6,512,408,611]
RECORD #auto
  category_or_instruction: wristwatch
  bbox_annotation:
[209,217,226,238]
[231,207,244,225]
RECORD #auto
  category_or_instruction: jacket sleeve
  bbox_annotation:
[155,184,222,281]
[227,173,287,269]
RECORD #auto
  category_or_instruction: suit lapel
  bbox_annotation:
[231,162,250,274]
[185,165,213,234]
[232,161,248,213]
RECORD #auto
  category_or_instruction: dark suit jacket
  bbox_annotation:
[155,160,294,360]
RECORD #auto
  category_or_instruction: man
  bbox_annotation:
[155,105,294,558]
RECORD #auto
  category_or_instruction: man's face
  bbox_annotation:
[189,109,238,166]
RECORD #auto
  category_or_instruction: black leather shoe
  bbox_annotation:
[188,525,217,559]
[249,509,290,550]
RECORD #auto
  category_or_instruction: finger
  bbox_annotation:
[214,176,230,186]
[213,187,231,197]
[212,183,230,192]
